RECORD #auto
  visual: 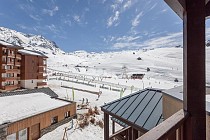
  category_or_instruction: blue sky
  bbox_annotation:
[0,0,209,52]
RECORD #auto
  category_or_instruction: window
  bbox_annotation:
[65,111,70,118]
[18,128,27,140]
[51,116,58,125]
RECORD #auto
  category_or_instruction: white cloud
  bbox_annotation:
[149,3,157,11]
[19,4,34,13]
[107,11,120,27]
[116,35,141,42]
[42,6,59,16]
[112,32,183,49]
[63,19,72,26]
[29,15,41,21]
[46,24,59,34]
[123,0,132,10]
[132,12,143,27]
[17,24,28,30]
[107,0,136,27]
[141,32,183,48]
[73,15,81,23]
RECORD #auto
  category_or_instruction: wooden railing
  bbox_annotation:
[137,109,189,140]
[1,84,20,91]
[109,126,132,140]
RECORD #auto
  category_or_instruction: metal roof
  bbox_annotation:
[101,89,164,131]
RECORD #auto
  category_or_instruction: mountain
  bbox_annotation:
[0,27,61,53]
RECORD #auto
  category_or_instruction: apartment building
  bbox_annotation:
[0,42,48,92]
[0,43,23,92]
[18,49,48,89]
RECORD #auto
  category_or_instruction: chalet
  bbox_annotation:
[0,42,23,92]
[130,74,144,79]
[0,87,76,140]
[18,49,48,89]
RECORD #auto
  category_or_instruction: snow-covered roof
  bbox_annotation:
[0,92,70,124]
[0,41,12,46]
[0,41,23,49]
[163,86,210,114]
[18,49,47,57]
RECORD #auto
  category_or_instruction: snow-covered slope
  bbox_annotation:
[1,27,209,84]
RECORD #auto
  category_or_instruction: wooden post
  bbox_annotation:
[104,113,109,140]
[132,128,138,140]
[128,127,132,140]
[112,120,115,134]
[183,0,206,139]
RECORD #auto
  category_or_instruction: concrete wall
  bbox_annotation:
[20,79,43,89]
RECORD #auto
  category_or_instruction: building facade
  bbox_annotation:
[19,50,48,89]
[0,43,48,91]
[0,43,23,92]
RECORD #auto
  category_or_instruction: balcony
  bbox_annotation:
[15,61,21,66]
[6,61,14,65]
[0,69,20,73]
[2,52,7,56]
[7,53,15,58]
[15,54,21,59]
[0,84,20,91]
[37,82,47,86]
[38,67,44,73]
[1,77,19,81]
[37,75,47,79]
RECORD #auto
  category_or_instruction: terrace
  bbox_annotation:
[102,0,210,139]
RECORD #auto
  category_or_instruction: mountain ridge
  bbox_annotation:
[0,27,61,53]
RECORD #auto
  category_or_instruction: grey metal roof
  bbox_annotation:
[111,117,128,128]
[0,87,58,98]
[101,89,164,131]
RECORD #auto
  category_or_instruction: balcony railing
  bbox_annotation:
[15,61,21,66]
[38,67,44,73]
[1,84,20,91]
[1,77,19,81]
[7,53,15,58]
[16,54,21,59]
[137,109,189,140]
[0,69,20,73]
[6,61,14,65]
[37,82,47,86]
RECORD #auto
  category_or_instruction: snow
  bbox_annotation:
[0,41,13,46]
[38,47,210,140]
[18,49,44,56]
[0,93,69,124]
[0,29,210,139]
